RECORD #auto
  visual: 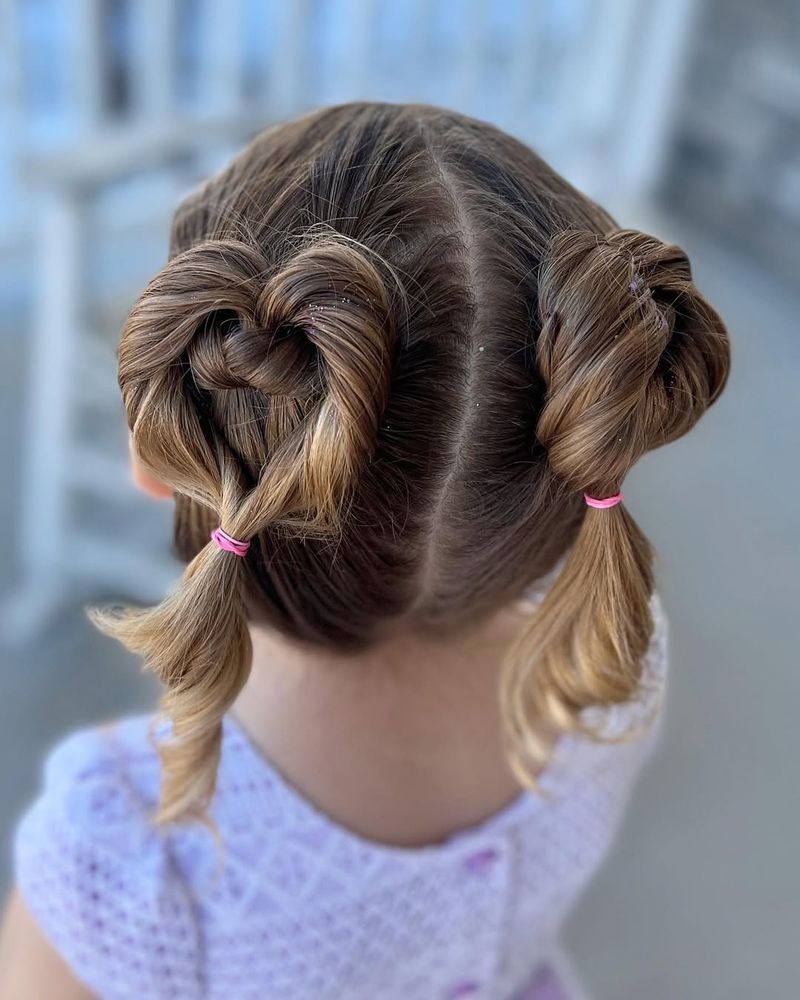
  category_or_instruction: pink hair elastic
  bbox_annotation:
[210,527,250,557]
[584,491,624,509]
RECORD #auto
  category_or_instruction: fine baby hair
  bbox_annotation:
[93,102,730,829]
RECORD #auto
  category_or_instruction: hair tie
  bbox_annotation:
[584,491,624,509]
[210,527,251,557]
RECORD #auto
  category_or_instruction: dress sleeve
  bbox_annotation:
[12,721,203,1000]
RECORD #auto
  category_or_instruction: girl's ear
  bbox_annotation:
[129,433,173,500]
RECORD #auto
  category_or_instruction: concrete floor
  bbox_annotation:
[0,213,797,999]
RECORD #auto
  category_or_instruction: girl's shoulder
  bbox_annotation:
[13,713,204,999]
[15,713,164,855]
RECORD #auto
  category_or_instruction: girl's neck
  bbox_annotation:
[229,602,545,847]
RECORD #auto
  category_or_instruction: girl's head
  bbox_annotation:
[96,102,729,825]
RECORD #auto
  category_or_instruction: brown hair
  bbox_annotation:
[93,102,729,827]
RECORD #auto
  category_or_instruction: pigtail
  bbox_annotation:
[92,541,251,827]
[501,229,729,783]
[93,234,397,830]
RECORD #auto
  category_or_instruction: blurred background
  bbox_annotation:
[0,0,798,997]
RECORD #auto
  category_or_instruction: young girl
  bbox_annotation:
[1,102,729,999]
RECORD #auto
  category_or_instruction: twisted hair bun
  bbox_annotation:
[502,227,728,779]
[99,232,398,825]
[536,229,728,496]
[119,234,396,531]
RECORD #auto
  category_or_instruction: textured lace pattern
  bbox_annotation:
[14,596,667,1000]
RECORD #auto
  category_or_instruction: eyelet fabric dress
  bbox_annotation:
[13,594,668,1000]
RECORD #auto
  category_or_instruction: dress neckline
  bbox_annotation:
[214,574,667,860]
[216,565,578,859]
[220,710,578,860]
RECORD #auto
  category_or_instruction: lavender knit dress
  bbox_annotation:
[13,597,667,1000]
